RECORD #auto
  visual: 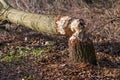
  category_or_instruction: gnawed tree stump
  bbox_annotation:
[68,19,97,65]
[69,33,97,65]
[0,0,97,65]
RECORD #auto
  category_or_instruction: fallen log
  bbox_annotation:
[0,0,97,65]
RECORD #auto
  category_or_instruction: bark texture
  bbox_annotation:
[3,9,57,35]
[68,19,97,65]
[69,36,97,65]
[0,0,73,36]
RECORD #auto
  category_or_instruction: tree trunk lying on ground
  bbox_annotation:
[0,0,97,65]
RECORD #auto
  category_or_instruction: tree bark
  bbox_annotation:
[0,1,73,36]
[69,33,97,65]
[0,0,97,65]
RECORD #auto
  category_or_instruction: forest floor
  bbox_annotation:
[0,0,120,79]
[0,25,119,80]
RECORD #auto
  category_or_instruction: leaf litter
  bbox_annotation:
[0,0,120,80]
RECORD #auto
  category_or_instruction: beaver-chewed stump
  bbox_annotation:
[69,29,97,65]
[69,37,97,65]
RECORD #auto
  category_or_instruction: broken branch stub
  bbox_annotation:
[0,0,97,65]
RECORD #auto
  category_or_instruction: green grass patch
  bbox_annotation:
[0,46,52,62]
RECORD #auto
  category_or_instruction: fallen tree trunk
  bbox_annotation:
[0,0,97,65]
[0,0,74,36]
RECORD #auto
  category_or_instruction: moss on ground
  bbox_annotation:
[0,46,52,62]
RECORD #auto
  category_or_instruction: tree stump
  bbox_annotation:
[68,20,97,65]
